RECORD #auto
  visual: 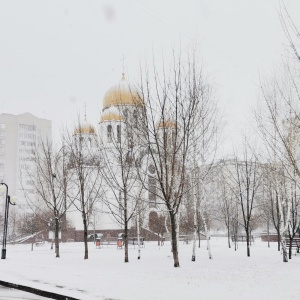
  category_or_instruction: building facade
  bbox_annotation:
[0,112,52,214]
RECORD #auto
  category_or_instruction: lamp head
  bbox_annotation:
[10,196,17,205]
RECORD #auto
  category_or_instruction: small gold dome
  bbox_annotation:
[100,112,124,123]
[74,123,96,135]
[102,74,143,110]
[99,106,124,123]
[156,120,177,129]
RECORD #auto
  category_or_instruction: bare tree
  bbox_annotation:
[99,103,144,263]
[217,168,235,248]
[66,122,103,260]
[21,138,71,257]
[136,52,218,267]
[232,144,262,257]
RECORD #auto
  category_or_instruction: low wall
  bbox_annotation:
[261,234,279,242]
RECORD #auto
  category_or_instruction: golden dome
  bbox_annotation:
[156,120,177,129]
[74,123,96,135]
[99,106,124,123]
[100,112,124,123]
[102,74,143,110]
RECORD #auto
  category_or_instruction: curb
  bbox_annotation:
[0,280,80,300]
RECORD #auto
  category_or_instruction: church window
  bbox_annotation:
[133,110,138,128]
[172,130,176,145]
[148,176,156,207]
[163,131,168,148]
[148,164,155,174]
[149,211,159,233]
[107,125,112,143]
[123,109,129,119]
[117,125,121,143]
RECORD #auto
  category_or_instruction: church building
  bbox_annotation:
[66,74,167,241]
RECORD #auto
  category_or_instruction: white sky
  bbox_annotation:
[0,0,299,146]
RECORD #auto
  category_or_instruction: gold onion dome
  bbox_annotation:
[74,122,96,135]
[102,73,143,110]
[100,107,124,123]
[156,120,177,129]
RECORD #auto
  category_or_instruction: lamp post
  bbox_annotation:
[0,183,16,259]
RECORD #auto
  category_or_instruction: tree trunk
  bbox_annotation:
[31,224,34,251]
[267,219,270,248]
[137,212,141,259]
[124,193,129,263]
[202,214,212,259]
[246,229,250,257]
[227,225,231,248]
[277,228,281,252]
[192,210,197,261]
[280,235,288,262]
[55,217,60,258]
[170,213,180,267]
[83,214,88,260]
[124,219,129,263]
[289,237,292,260]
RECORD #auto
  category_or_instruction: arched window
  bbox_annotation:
[133,110,138,128]
[117,125,121,143]
[163,131,168,148]
[148,175,156,207]
[149,211,159,232]
[107,125,112,143]
[123,109,128,119]
[172,130,176,145]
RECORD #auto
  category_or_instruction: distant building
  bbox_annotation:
[0,112,51,214]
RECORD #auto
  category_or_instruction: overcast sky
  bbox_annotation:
[0,0,299,146]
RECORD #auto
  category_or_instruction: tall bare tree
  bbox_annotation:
[232,144,262,257]
[66,122,103,260]
[99,103,144,263]
[21,138,71,257]
[137,52,218,267]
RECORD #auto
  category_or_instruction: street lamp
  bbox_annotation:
[0,183,17,259]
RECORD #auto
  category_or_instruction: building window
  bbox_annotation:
[148,176,156,207]
[123,109,128,119]
[117,125,121,143]
[107,125,112,143]
[19,124,36,131]
[133,110,138,128]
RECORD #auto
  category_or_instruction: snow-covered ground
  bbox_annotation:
[0,238,299,300]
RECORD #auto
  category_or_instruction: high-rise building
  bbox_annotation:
[0,112,51,213]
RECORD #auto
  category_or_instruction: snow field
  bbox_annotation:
[0,237,300,300]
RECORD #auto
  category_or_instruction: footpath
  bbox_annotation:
[0,280,80,300]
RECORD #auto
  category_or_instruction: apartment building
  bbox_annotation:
[0,112,51,214]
